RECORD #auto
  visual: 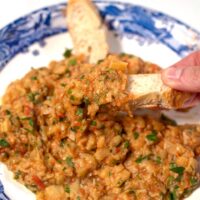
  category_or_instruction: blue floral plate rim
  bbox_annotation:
[0,1,200,71]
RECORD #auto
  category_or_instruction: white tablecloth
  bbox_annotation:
[0,0,200,32]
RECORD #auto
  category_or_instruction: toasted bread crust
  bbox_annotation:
[128,74,192,109]
[67,0,109,63]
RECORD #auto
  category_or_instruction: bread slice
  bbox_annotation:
[66,0,109,63]
[128,74,192,109]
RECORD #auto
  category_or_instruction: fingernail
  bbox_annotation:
[165,67,183,80]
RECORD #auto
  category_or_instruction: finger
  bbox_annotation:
[161,65,200,92]
[170,50,200,68]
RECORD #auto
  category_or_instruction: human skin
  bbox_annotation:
[161,51,200,107]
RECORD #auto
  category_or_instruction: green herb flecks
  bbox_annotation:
[66,156,74,168]
[5,110,11,115]
[70,126,79,133]
[170,163,185,176]
[21,117,35,128]
[27,92,39,103]
[169,191,176,200]
[155,156,162,164]
[31,76,37,81]
[108,171,112,177]
[63,49,72,58]
[80,75,85,80]
[14,170,21,179]
[146,130,158,142]
[76,108,83,117]
[68,58,77,66]
[60,83,66,87]
[70,95,76,101]
[135,155,150,163]
[133,131,139,140]
[67,88,73,95]
[169,185,179,200]
[124,140,130,149]
[90,120,97,126]
[83,97,90,106]
[0,139,9,147]
[190,177,198,186]
[24,128,34,134]
[64,184,70,193]
[29,118,34,127]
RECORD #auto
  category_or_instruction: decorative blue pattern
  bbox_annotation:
[0,181,10,200]
[0,1,200,199]
[0,1,200,70]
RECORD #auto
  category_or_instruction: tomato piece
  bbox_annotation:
[115,147,120,153]
[24,105,32,116]
[32,175,45,190]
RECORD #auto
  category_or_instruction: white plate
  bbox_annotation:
[0,1,200,199]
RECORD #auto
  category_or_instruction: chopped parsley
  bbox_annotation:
[63,49,72,58]
[24,128,34,134]
[66,156,74,167]
[0,139,9,147]
[27,92,39,103]
[190,177,198,186]
[68,58,77,66]
[167,176,175,186]
[155,156,162,164]
[60,83,66,87]
[64,184,70,193]
[70,126,79,133]
[29,118,34,127]
[146,130,158,142]
[14,170,21,179]
[124,140,130,148]
[76,108,83,117]
[76,197,81,200]
[5,109,11,115]
[67,89,73,95]
[21,117,34,128]
[80,75,85,80]
[90,120,97,126]
[133,131,139,140]
[169,163,185,176]
[31,76,37,80]
[70,95,75,101]
[169,191,176,200]
[135,155,149,163]
[57,159,62,164]
[83,97,90,106]
[169,185,179,200]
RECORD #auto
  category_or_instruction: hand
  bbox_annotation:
[161,51,200,107]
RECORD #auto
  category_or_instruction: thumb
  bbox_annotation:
[161,65,200,92]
